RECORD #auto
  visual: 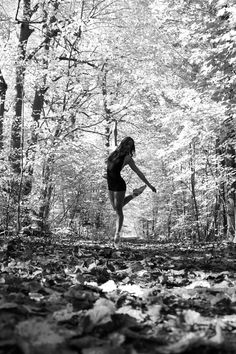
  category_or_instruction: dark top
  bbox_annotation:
[107,154,126,191]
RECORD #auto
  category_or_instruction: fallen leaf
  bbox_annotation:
[210,320,224,344]
[86,298,115,326]
[116,306,145,322]
[186,280,211,289]
[53,303,78,322]
[28,293,44,302]
[146,304,162,322]
[183,309,201,325]
[119,284,144,297]
[99,280,117,293]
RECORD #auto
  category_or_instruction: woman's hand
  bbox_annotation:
[150,185,157,193]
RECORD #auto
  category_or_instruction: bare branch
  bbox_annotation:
[27,39,47,60]
[59,56,98,69]
[15,0,21,22]
[62,117,106,139]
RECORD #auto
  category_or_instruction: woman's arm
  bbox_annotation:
[125,155,156,192]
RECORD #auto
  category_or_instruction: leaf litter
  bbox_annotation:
[0,237,236,353]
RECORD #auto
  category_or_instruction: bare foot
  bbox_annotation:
[114,232,120,244]
[113,242,120,249]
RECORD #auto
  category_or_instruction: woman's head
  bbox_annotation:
[108,136,135,162]
[117,137,135,157]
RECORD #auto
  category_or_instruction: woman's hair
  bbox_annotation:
[108,137,135,161]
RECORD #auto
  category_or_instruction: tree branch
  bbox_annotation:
[62,118,106,139]
[59,56,98,69]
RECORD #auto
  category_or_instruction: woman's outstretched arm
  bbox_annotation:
[125,155,156,192]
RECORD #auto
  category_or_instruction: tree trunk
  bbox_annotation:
[102,60,112,150]
[190,141,201,241]
[7,0,35,232]
[10,0,34,174]
[24,1,61,233]
[227,186,236,240]
[38,155,55,233]
[218,117,236,241]
[25,3,56,194]
[0,70,7,150]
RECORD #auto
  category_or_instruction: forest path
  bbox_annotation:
[0,237,236,354]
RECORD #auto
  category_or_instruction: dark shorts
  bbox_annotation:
[107,177,126,192]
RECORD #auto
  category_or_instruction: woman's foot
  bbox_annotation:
[132,185,146,198]
[114,232,120,244]
[113,233,120,249]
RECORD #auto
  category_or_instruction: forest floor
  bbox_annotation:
[0,236,236,354]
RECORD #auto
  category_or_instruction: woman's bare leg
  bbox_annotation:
[123,195,133,206]
[108,186,146,244]
[108,190,115,210]
[123,185,146,207]
[108,190,125,242]
[109,192,133,209]
[113,191,125,239]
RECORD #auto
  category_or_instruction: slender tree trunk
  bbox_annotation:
[218,117,236,240]
[101,61,118,149]
[10,0,34,174]
[37,124,62,232]
[167,209,172,239]
[0,70,7,150]
[225,144,236,240]
[102,60,112,150]
[25,5,54,193]
[38,155,55,232]
[7,0,35,232]
[0,71,9,230]
[226,185,236,240]
[221,183,228,237]
[189,141,201,241]
[26,1,61,232]
[113,119,118,147]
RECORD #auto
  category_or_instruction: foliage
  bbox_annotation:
[0,0,235,240]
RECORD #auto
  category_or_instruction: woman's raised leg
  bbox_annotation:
[123,185,146,206]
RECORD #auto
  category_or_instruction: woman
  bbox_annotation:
[106,137,156,245]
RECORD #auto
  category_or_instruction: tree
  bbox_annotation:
[0,0,234,241]
[10,0,36,174]
[178,0,236,240]
[0,70,7,150]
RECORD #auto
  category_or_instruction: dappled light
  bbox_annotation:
[1,238,236,353]
[0,0,236,352]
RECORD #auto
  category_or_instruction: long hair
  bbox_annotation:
[108,137,135,162]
